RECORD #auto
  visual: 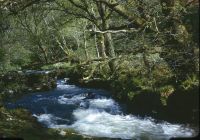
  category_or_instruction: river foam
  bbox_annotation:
[58,94,86,105]
[33,98,195,139]
[70,108,194,139]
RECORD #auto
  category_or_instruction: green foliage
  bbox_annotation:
[181,74,199,90]
[10,45,31,66]
[157,85,174,105]
[127,91,141,101]
[0,47,6,62]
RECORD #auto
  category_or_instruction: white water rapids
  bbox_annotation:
[7,80,196,139]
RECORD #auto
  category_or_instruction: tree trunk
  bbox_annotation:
[83,22,89,60]
[94,25,100,58]
[96,1,116,71]
[103,24,115,58]
[96,33,107,58]
[104,32,116,72]
[102,16,116,72]
[83,28,89,60]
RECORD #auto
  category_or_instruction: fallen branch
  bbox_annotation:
[87,28,139,34]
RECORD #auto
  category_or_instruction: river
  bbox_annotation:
[6,79,196,139]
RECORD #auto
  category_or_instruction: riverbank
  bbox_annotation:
[0,70,127,140]
[65,62,199,127]
[0,107,62,139]
[0,70,84,140]
[1,105,116,140]
[0,70,57,102]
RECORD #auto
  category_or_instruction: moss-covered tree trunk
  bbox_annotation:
[83,22,89,60]
[104,29,116,72]
[96,33,107,58]
[97,1,116,72]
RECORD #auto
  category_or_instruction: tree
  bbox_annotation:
[54,0,117,71]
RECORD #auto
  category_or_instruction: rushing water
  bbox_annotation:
[6,80,196,139]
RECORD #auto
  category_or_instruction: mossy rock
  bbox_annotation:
[0,107,118,140]
[0,107,92,140]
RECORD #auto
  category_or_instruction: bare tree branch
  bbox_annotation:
[87,28,139,34]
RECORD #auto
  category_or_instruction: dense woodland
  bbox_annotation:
[0,0,199,139]
[1,0,199,98]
